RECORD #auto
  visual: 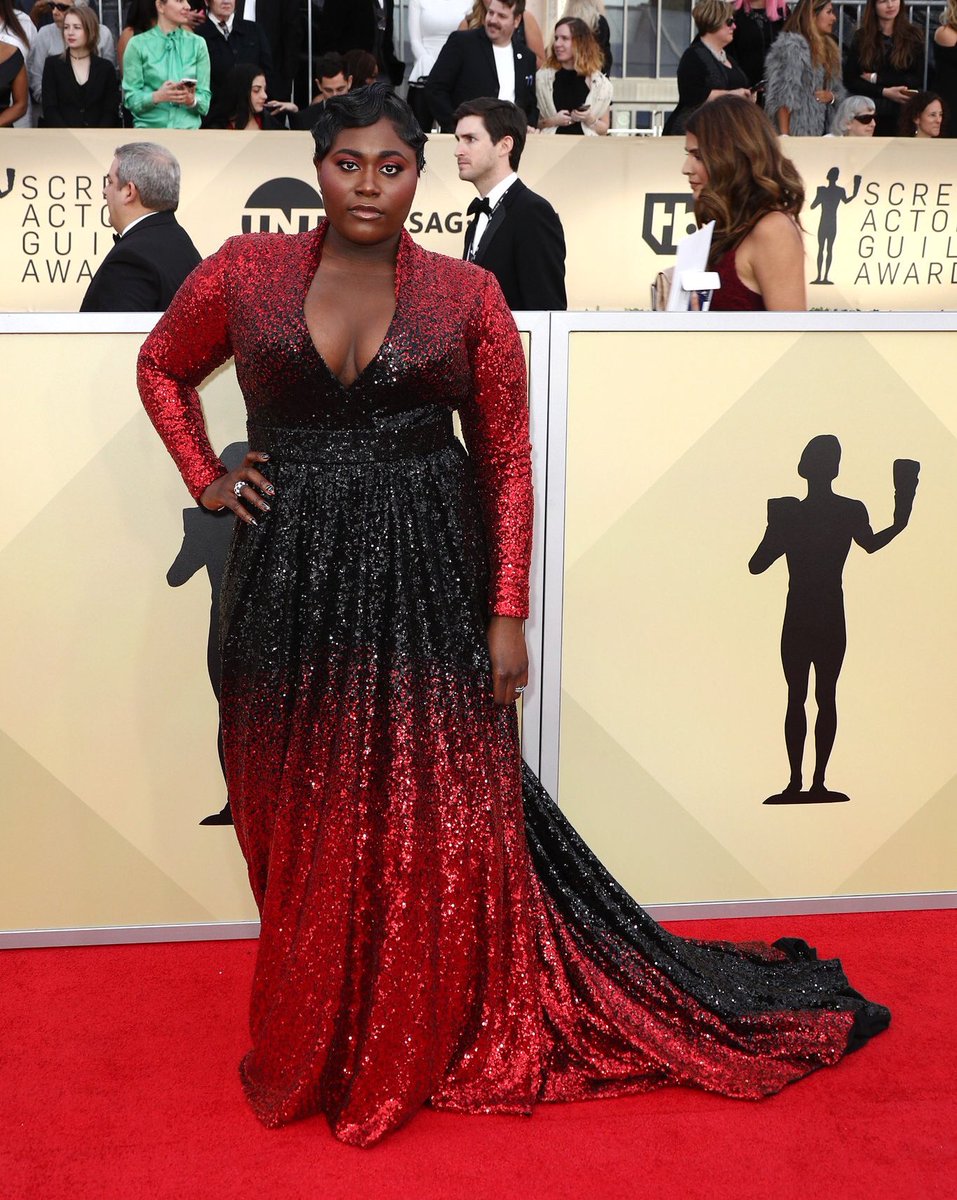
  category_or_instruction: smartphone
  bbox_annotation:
[180,78,197,88]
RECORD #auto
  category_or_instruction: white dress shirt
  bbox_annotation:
[469,170,518,255]
[492,42,515,102]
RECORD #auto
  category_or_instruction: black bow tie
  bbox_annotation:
[467,196,492,218]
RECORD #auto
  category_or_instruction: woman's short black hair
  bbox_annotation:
[311,84,428,172]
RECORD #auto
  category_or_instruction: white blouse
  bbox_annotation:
[408,0,470,81]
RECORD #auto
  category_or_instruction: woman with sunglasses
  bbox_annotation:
[664,0,752,136]
[843,0,924,137]
[831,93,877,135]
[764,0,845,136]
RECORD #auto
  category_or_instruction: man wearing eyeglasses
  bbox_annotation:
[27,0,116,122]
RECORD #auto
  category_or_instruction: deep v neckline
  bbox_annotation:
[300,221,406,392]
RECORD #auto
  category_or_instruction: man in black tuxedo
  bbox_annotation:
[81,143,202,313]
[290,51,351,131]
[234,0,301,100]
[455,97,566,312]
[426,0,537,134]
[198,0,274,128]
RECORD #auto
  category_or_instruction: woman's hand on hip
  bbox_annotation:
[200,450,274,525]
[487,615,529,705]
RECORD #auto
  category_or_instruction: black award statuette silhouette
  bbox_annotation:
[809,167,861,285]
[166,442,248,826]
[749,436,919,805]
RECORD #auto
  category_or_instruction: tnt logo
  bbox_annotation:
[241,178,325,234]
[642,194,697,255]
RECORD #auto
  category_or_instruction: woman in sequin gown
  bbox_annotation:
[138,86,889,1148]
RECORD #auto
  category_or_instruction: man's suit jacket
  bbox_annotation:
[234,0,301,89]
[464,179,566,312]
[41,55,120,127]
[425,28,537,133]
[80,211,202,312]
[198,18,274,128]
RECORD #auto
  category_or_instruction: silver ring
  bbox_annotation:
[233,480,247,498]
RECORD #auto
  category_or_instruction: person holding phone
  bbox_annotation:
[843,0,923,136]
[224,62,296,129]
[535,15,611,135]
[122,0,210,128]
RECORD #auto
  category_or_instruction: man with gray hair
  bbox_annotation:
[81,143,202,313]
[27,0,116,121]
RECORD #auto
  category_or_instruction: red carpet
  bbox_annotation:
[2,910,954,1200]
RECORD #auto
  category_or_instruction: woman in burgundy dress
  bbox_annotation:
[683,94,807,310]
[138,85,881,1146]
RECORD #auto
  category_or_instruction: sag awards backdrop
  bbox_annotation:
[0,130,956,311]
[2,311,956,944]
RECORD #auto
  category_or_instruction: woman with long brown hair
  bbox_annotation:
[843,0,923,136]
[764,0,844,135]
[933,0,957,135]
[41,4,120,127]
[683,93,806,309]
[536,14,612,134]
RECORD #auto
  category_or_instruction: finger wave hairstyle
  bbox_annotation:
[311,83,428,173]
[685,94,805,265]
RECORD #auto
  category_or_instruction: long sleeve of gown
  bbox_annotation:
[460,271,533,620]
[136,241,235,499]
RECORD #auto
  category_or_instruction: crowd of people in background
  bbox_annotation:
[0,0,953,138]
[0,0,619,134]
[669,0,953,138]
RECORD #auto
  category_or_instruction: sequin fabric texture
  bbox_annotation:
[137,224,889,1148]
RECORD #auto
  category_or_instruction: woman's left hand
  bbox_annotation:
[815,88,834,104]
[487,615,529,705]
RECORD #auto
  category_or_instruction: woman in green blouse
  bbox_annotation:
[122,0,210,128]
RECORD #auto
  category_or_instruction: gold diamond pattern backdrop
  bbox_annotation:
[558,329,957,904]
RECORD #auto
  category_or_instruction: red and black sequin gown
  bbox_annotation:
[138,224,888,1147]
